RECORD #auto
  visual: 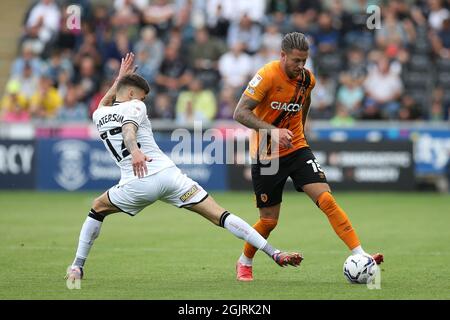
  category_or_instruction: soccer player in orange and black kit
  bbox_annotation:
[233,32,384,281]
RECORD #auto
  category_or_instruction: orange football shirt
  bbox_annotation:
[244,60,316,159]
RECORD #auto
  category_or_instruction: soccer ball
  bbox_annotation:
[343,254,378,284]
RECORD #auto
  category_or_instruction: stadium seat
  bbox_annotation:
[402,71,433,89]
[405,89,430,109]
[437,72,450,88]
[408,54,431,72]
[436,58,450,72]
[316,52,343,74]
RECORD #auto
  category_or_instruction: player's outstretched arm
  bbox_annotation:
[98,52,137,109]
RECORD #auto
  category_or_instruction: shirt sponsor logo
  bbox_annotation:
[249,74,263,88]
[180,185,200,202]
[270,101,302,112]
[246,86,255,95]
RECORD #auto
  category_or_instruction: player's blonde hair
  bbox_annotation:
[281,32,309,52]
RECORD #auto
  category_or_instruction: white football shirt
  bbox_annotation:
[93,100,175,185]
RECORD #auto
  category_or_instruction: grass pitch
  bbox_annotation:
[0,191,449,300]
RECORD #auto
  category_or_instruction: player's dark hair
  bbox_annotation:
[281,32,309,52]
[117,74,150,94]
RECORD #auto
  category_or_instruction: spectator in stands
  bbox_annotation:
[431,17,450,58]
[44,49,74,86]
[360,97,383,120]
[152,92,174,119]
[114,0,149,11]
[206,0,266,24]
[73,55,100,104]
[89,80,111,117]
[9,62,39,101]
[328,0,354,44]
[342,0,374,51]
[111,0,141,41]
[398,94,423,121]
[10,42,43,77]
[173,0,200,43]
[56,69,71,101]
[252,46,273,74]
[330,105,355,127]
[102,29,133,68]
[166,26,187,53]
[206,2,230,39]
[155,45,193,98]
[227,14,262,54]
[313,11,340,54]
[24,0,61,55]
[427,0,449,31]
[1,80,30,123]
[90,3,111,41]
[310,73,336,120]
[265,9,292,36]
[142,0,176,40]
[261,24,283,59]
[134,26,165,78]
[5,0,450,127]
[73,31,102,67]
[266,0,292,17]
[175,78,217,124]
[29,74,63,119]
[340,47,367,85]
[364,56,403,119]
[216,86,237,120]
[54,4,80,53]
[218,42,253,91]
[336,74,365,118]
[293,0,322,16]
[57,85,88,122]
[187,27,226,89]
[375,7,413,55]
[429,87,447,121]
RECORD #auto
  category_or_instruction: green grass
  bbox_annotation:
[0,191,449,300]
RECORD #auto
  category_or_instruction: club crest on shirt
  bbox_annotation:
[180,185,200,202]
[260,193,268,203]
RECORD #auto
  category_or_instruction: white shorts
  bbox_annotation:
[107,166,208,216]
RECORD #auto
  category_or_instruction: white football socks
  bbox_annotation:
[223,213,277,258]
[352,245,368,256]
[238,253,253,266]
[72,216,103,267]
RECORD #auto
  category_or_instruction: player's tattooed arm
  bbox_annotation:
[98,53,137,108]
[123,123,150,178]
[122,123,140,154]
[302,94,311,127]
[234,94,293,148]
[233,94,276,131]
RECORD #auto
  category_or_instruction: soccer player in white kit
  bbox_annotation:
[66,53,302,282]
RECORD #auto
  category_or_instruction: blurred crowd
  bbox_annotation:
[1,0,450,125]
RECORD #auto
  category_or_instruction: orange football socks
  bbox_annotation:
[243,218,278,259]
[316,192,361,250]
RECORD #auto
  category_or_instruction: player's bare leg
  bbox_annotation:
[187,196,302,275]
[66,191,120,281]
[302,182,383,264]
